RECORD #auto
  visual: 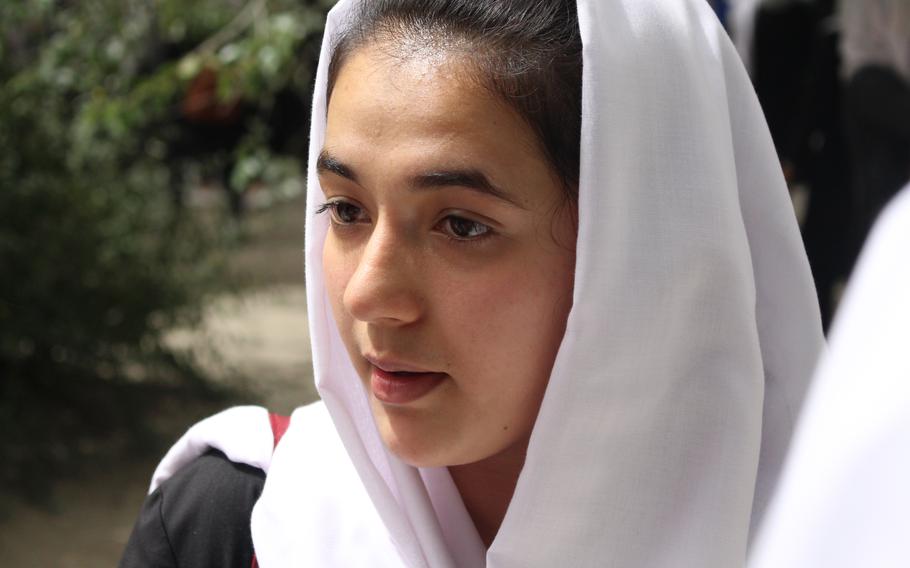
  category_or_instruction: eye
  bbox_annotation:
[316,199,369,225]
[438,215,492,240]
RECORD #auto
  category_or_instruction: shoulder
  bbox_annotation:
[150,406,274,493]
[120,450,265,568]
[161,448,266,526]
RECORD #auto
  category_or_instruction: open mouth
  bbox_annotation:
[369,365,447,405]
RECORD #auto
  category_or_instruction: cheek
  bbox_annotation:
[322,239,354,332]
[439,246,574,388]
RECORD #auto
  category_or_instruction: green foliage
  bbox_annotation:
[0,0,332,500]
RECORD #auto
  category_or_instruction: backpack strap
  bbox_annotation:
[251,412,290,568]
[268,412,291,449]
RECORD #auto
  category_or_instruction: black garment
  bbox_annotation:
[752,2,816,157]
[844,65,910,268]
[788,2,851,331]
[752,0,851,330]
[119,450,265,568]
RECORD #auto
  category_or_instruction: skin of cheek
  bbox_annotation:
[348,230,573,468]
[319,198,575,470]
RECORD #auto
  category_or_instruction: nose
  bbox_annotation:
[342,222,423,326]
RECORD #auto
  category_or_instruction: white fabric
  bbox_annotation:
[749,186,910,568]
[841,0,910,81]
[149,1,824,566]
[730,0,763,74]
[148,406,272,493]
[251,402,408,567]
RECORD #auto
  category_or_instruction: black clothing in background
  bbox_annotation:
[119,450,265,568]
[844,65,910,268]
[752,2,815,158]
[752,0,851,330]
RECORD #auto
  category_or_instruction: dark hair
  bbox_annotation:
[327,0,583,201]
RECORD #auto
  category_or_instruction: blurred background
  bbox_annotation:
[0,0,331,564]
[2,0,908,565]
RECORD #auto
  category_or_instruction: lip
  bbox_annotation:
[364,354,447,405]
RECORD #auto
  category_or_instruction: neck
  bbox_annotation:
[448,440,528,548]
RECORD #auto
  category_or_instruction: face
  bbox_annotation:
[320,43,576,468]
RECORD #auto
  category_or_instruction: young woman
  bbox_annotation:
[121,1,824,566]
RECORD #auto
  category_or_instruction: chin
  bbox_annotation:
[372,405,467,468]
[376,414,447,467]
[389,444,450,468]
[384,436,453,469]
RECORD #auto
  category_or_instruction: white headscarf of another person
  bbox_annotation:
[749,186,910,568]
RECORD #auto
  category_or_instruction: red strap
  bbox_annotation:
[268,412,291,449]
[252,412,291,567]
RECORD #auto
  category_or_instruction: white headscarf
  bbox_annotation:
[152,1,824,566]
[749,186,910,568]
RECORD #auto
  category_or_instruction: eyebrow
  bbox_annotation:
[316,149,525,209]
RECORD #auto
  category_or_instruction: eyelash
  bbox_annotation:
[315,199,495,244]
[315,199,369,225]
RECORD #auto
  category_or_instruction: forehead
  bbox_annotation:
[323,43,545,176]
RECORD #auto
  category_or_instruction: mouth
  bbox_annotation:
[364,355,447,405]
